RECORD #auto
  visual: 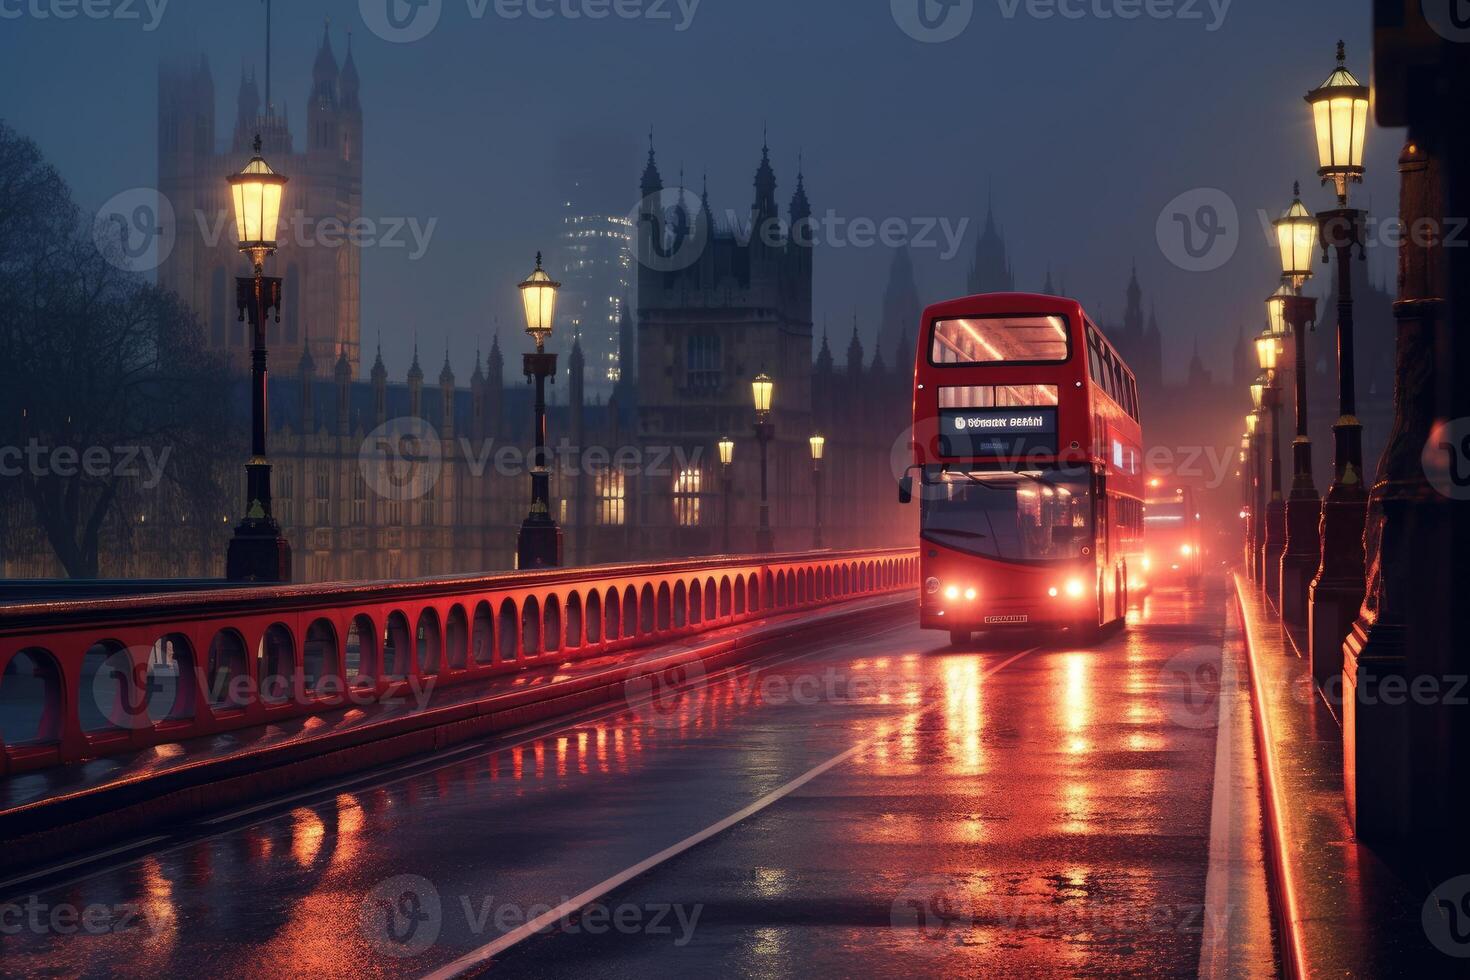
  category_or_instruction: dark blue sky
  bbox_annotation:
[1,0,1397,381]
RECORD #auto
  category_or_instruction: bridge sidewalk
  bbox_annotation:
[1232,574,1455,977]
[0,594,910,879]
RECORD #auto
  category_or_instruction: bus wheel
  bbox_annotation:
[949,629,971,647]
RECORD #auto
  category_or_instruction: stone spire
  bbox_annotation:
[846,315,865,378]
[968,191,1016,295]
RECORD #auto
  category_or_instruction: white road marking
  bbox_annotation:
[422,642,1043,979]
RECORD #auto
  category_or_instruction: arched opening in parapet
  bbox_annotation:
[303,620,339,695]
[446,605,469,671]
[674,580,688,628]
[416,609,442,676]
[656,583,672,631]
[749,572,762,610]
[472,602,495,665]
[498,599,518,662]
[206,629,250,710]
[688,579,702,626]
[147,633,197,722]
[624,586,640,637]
[600,588,618,642]
[383,612,413,679]
[762,570,774,609]
[543,595,562,653]
[721,576,733,616]
[0,648,63,746]
[639,584,655,635]
[705,577,718,621]
[733,576,745,615]
[584,590,602,644]
[346,615,377,683]
[566,592,584,649]
[78,639,132,733]
[797,569,808,604]
[257,624,296,704]
[522,596,542,656]
[775,571,787,608]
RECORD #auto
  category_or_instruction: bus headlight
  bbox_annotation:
[1180,544,1194,557]
[1065,578,1086,599]
[925,577,941,595]
[964,587,977,601]
[944,585,961,601]
[1141,555,1152,571]
[1049,586,1059,598]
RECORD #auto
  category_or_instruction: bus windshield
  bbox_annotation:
[931,315,1071,365]
[921,467,1093,562]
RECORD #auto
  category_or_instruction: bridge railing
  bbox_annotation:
[0,549,918,774]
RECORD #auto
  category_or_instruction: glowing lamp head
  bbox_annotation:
[1266,283,1294,338]
[1306,41,1370,196]
[1255,331,1281,373]
[809,434,826,461]
[718,436,734,467]
[1251,377,1266,410]
[1246,412,1260,436]
[1274,185,1318,285]
[751,373,774,415]
[228,135,288,263]
[518,252,561,350]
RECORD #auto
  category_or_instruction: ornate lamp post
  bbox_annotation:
[516,253,563,569]
[1272,186,1323,628]
[1255,328,1286,606]
[1246,410,1265,583]
[751,373,775,553]
[1304,41,1371,687]
[809,434,826,549]
[718,436,734,554]
[225,135,292,583]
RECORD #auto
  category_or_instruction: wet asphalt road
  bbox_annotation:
[0,582,1239,979]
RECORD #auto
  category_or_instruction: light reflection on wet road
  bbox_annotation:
[0,583,1241,978]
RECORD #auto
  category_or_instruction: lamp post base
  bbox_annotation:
[1280,492,1321,629]
[1342,618,1411,841]
[1308,502,1367,701]
[1262,499,1286,609]
[226,518,293,583]
[517,519,563,570]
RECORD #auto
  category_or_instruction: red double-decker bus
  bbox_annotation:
[899,293,1146,644]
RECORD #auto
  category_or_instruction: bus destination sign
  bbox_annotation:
[938,406,1059,457]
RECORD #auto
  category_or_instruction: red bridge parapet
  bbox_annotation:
[0,549,918,774]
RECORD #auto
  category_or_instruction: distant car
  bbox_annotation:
[1144,486,1204,587]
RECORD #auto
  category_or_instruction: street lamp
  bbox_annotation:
[1271,190,1324,627]
[718,436,734,554]
[1305,40,1370,686]
[809,434,826,550]
[1256,335,1286,606]
[516,252,564,569]
[1246,410,1265,583]
[225,134,292,583]
[752,373,775,553]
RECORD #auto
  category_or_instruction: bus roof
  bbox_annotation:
[919,292,1085,322]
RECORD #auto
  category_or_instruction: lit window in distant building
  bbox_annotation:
[674,467,702,527]
[596,468,625,526]
[686,335,721,391]
[314,470,330,525]
[352,472,367,525]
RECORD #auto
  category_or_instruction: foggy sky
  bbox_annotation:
[0,0,1400,381]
